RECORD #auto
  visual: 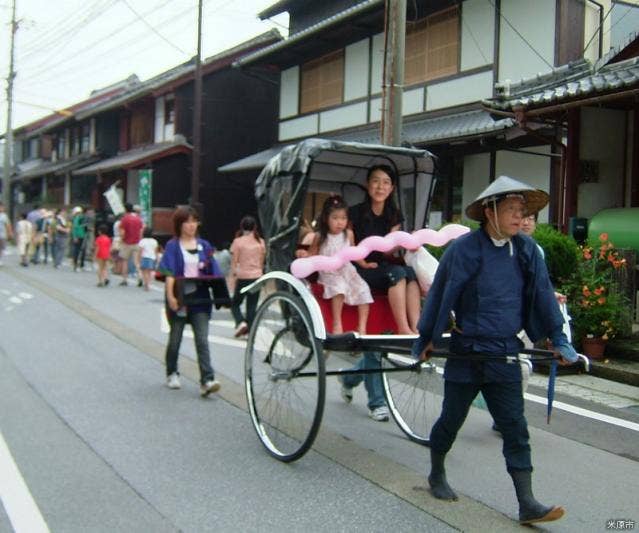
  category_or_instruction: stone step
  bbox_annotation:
[608,338,639,362]
[588,358,639,388]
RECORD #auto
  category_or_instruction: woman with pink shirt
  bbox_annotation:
[230,216,266,337]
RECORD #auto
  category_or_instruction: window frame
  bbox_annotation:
[299,49,345,115]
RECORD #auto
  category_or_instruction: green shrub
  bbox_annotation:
[533,224,580,284]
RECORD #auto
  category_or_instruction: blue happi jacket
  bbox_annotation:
[412,228,567,382]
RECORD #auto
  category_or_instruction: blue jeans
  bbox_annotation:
[341,351,386,410]
[165,310,214,384]
[430,380,531,472]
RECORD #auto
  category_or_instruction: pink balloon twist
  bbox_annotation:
[290,223,469,279]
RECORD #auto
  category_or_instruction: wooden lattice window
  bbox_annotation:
[300,50,344,114]
[405,7,459,86]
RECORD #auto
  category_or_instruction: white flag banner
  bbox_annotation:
[103,185,125,215]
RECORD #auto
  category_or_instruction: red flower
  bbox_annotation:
[583,249,592,260]
[582,285,591,297]
[597,297,606,305]
[599,233,609,242]
[594,286,604,296]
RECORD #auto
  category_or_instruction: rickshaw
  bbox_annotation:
[240,138,583,463]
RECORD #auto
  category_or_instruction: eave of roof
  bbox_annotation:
[73,137,192,175]
[234,0,383,68]
[13,153,100,181]
[485,56,639,112]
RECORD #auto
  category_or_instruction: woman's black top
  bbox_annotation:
[348,202,404,263]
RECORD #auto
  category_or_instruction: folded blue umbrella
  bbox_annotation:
[547,358,558,424]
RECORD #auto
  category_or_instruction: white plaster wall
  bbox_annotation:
[280,66,300,119]
[578,107,626,218]
[462,153,491,221]
[154,97,164,143]
[426,70,493,110]
[498,0,555,83]
[495,147,551,223]
[584,0,612,63]
[370,33,385,95]
[319,102,367,133]
[369,96,382,122]
[279,114,318,141]
[461,0,495,71]
[403,87,424,115]
[344,38,370,101]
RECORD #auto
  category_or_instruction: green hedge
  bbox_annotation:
[533,224,580,285]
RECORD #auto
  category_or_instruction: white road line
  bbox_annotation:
[524,392,639,432]
[0,432,50,533]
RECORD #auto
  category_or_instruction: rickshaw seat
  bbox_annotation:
[309,282,399,334]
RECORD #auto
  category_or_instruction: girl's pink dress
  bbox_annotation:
[318,232,373,305]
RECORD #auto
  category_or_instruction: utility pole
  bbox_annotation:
[380,0,406,147]
[3,0,17,211]
[191,0,203,214]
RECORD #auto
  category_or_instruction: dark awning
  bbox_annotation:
[218,146,286,173]
[73,138,192,175]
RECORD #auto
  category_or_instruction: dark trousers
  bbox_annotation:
[72,237,86,269]
[430,380,532,472]
[165,310,214,384]
[231,278,259,327]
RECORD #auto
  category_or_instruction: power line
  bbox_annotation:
[17,1,194,85]
[18,0,174,80]
[121,0,189,56]
[487,0,552,70]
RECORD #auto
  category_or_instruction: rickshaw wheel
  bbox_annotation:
[245,291,325,462]
[381,353,444,446]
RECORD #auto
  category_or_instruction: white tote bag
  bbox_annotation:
[404,246,439,294]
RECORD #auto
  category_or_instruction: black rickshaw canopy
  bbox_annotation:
[255,138,437,272]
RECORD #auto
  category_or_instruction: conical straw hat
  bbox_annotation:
[465,175,549,221]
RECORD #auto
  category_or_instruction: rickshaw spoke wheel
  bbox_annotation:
[382,353,444,446]
[245,291,325,462]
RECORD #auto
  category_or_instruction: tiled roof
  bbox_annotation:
[73,137,191,174]
[218,109,514,172]
[486,56,639,111]
[14,153,99,181]
[234,0,383,68]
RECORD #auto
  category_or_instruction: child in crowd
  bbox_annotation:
[94,225,112,287]
[310,195,372,335]
[138,227,160,291]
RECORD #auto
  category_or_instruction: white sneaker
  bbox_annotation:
[200,379,221,397]
[368,405,389,422]
[166,373,181,389]
[337,372,353,403]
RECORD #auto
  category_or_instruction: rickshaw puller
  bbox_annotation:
[412,176,578,525]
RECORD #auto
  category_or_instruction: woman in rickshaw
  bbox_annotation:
[349,164,421,334]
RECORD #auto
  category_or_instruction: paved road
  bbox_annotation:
[1,260,638,532]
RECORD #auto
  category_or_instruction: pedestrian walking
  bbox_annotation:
[0,202,13,267]
[94,225,112,287]
[51,208,70,268]
[230,215,265,337]
[118,203,143,286]
[71,206,88,272]
[412,176,578,525]
[158,206,223,397]
[138,227,159,291]
[16,213,33,267]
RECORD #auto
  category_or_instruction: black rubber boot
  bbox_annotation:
[510,470,565,524]
[428,451,458,501]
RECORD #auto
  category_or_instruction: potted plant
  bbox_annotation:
[560,233,630,359]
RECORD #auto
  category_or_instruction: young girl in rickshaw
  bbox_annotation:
[309,195,373,335]
[349,164,421,334]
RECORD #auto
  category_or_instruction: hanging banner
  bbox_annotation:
[103,185,125,216]
[138,169,153,227]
